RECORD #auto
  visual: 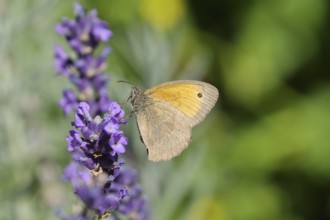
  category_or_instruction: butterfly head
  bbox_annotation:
[130,85,141,102]
[118,80,142,107]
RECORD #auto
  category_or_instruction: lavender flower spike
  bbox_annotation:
[54,3,113,116]
[55,3,150,220]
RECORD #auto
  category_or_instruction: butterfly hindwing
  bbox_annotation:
[136,100,192,161]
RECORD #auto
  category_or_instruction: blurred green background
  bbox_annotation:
[1,0,330,219]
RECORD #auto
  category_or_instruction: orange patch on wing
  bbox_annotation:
[146,84,204,118]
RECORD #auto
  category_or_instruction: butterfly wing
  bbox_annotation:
[136,80,218,161]
[144,80,219,127]
[136,100,192,161]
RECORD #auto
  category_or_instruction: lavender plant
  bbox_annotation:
[54,3,149,220]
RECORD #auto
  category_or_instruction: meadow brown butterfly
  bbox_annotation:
[129,80,219,161]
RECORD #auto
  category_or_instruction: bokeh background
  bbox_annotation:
[1,0,330,219]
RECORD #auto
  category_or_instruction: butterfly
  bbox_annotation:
[127,80,219,161]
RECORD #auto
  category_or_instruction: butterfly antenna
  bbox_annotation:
[117,80,136,120]
[117,80,132,104]
[117,80,136,86]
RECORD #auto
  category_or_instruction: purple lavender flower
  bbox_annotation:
[69,102,127,167]
[109,132,127,154]
[62,156,129,217]
[62,102,130,216]
[55,3,149,220]
[55,3,112,55]
[54,3,113,116]
[66,130,86,152]
[60,89,79,115]
[54,45,72,76]
[116,169,150,220]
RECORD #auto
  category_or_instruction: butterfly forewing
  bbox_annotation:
[145,80,219,126]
